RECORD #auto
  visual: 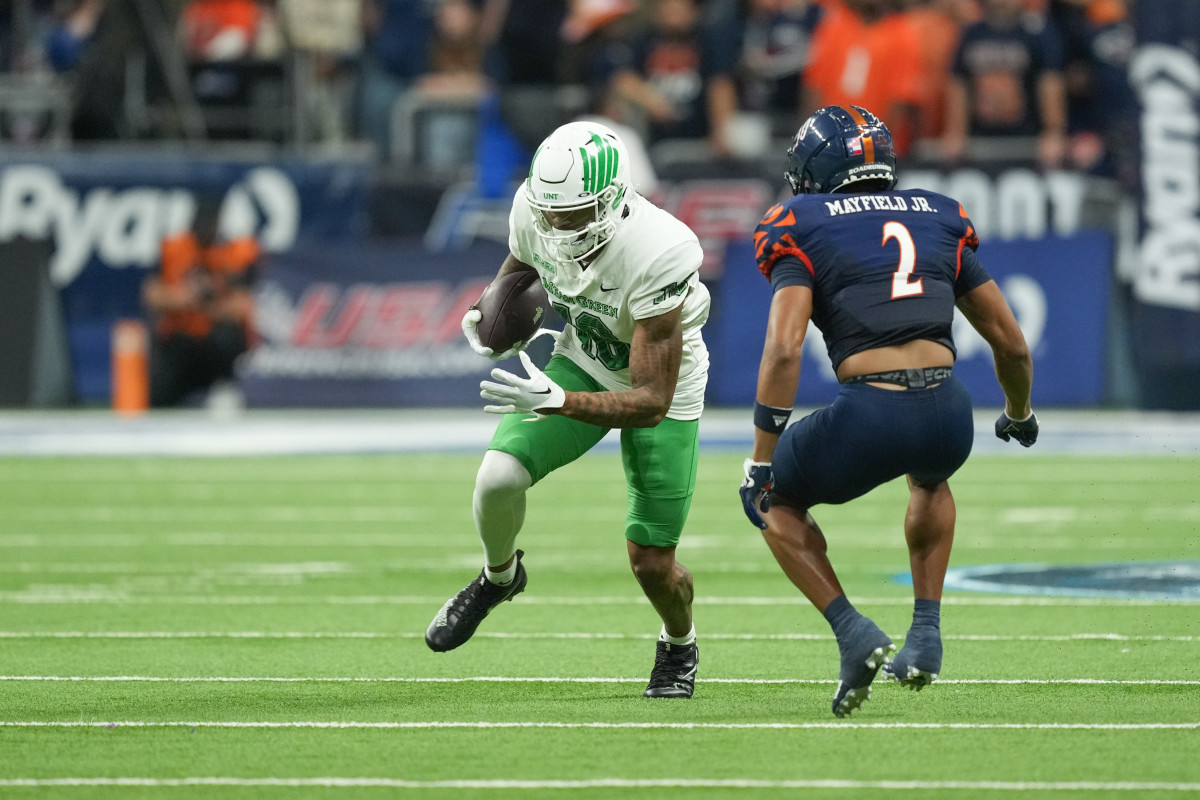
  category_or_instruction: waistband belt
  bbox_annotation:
[842,367,953,388]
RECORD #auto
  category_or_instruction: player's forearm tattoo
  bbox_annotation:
[557,313,682,428]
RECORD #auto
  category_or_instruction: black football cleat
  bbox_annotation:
[425,550,527,652]
[643,640,698,698]
[831,617,895,718]
[883,624,942,691]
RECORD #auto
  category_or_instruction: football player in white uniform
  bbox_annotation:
[426,120,711,698]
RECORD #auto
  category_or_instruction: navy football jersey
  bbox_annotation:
[753,189,992,370]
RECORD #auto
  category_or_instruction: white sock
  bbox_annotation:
[485,558,517,586]
[660,624,696,646]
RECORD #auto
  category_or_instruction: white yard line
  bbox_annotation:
[1,721,1197,731]
[0,631,1195,642]
[0,778,1198,791]
[3,676,1198,686]
[1,593,1196,606]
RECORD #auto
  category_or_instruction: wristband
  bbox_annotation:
[753,402,792,435]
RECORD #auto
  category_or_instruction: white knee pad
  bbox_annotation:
[474,450,532,566]
[475,450,532,500]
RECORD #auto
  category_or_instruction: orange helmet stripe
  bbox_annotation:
[841,106,875,161]
[842,105,868,126]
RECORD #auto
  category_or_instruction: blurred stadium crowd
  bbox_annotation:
[6,0,1194,414]
[0,0,1135,184]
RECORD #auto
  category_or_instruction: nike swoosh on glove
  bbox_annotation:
[480,351,566,415]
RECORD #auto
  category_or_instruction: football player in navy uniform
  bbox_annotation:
[739,105,1038,717]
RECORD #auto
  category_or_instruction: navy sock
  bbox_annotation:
[912,598,941,629]
[822,595,860,640]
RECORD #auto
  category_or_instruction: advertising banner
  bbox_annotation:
[708,232,1112,408]
[239,241,510,408]
[429,167,1097,281]
[239,232,1107,410]
[0,153,370,401]
[1129,0,1200,408]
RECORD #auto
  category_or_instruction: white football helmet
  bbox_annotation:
[524,121,632,265]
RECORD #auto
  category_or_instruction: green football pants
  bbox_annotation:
[488,355,699,547]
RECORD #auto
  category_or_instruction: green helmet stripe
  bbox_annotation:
[594,134,607,195]
[580,146,592,194]
[569,132,621,197]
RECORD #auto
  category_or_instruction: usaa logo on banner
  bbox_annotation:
[235,242,513,408]
[0,164,302,286]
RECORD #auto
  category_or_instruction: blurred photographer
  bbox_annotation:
[141,197,260,407]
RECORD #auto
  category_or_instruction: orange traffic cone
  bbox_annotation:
[111,319,149,415]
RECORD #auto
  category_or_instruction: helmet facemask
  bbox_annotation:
[525,125,630,265]
[527,184,623,264]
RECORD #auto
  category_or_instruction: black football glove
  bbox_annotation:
[739,459,773,529]
[995,411,1039,447]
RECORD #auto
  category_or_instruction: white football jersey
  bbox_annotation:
[508,189,710,420]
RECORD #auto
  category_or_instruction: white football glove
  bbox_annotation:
[480,351,566,416]
[461,307,523,361]
[462,308,561,361]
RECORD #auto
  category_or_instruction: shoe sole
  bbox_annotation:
[884,663,939,691]
[832,643,896,718]
[643,687,694,699]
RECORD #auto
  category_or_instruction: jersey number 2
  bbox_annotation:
[884,222,923,299]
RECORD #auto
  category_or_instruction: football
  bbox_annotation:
[474,270,549,354]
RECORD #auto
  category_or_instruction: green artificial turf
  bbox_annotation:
[0,453,1197,798]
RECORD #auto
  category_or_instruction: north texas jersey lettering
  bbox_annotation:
[754,189,991,370]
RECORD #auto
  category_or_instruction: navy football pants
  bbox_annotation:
[770,376,975,509]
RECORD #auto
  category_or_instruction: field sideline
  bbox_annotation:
[0,409,1198,798]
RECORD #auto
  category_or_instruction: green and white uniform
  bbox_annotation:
[490,189,711,547]
[510,189,710,419]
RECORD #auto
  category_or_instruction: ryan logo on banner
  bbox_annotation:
[0,165,301,287]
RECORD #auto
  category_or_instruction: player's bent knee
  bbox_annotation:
[628,544,676,586]
[907,474,950,493]
[475,450,533,499]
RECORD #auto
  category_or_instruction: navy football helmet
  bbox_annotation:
[784,105,897,195]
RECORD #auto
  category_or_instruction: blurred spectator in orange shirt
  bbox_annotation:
[801,0,923,156]
[902,0,979,144]
[180,0,262,61]
[142,198,260,407]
